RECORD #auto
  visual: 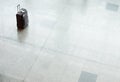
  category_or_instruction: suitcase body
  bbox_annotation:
[16,5,28,30]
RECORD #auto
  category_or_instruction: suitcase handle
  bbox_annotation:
[17,4,20,12]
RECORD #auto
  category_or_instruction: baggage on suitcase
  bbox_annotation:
[16,4,29,30]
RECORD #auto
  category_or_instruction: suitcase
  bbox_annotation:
[16,4,29,30]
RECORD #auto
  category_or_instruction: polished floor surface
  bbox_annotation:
[0,0,120,82]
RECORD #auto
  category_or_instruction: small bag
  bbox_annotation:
[16,4,29,30]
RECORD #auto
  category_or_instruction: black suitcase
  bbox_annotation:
[16,4,29,30]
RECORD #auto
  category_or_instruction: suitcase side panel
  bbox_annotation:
[23,13,28,27]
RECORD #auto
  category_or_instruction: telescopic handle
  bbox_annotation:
[17,4,20,12]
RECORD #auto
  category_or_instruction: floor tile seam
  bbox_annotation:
[43,47,120,70]
[40,25,57,50]
[0,35,42,50]
[22,54,40,82]
[72,44,120,57]
[0,35,120,70]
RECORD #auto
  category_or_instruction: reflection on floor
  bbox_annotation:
[0,0,120,82]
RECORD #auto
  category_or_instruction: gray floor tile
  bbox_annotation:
[78,71,97,82]
[106,3,119,11]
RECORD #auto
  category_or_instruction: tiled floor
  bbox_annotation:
[0,0,120,82]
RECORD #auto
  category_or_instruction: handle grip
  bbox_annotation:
[17,4,20,12]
